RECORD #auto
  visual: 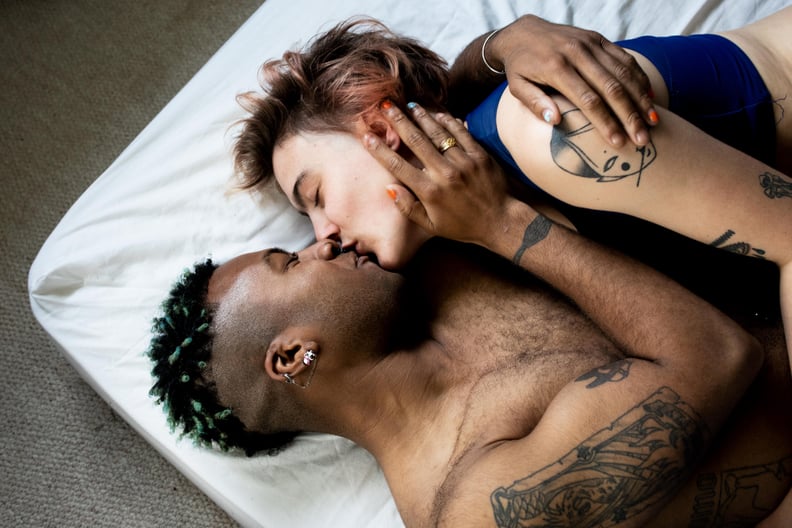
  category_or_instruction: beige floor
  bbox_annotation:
[1,2,263,526]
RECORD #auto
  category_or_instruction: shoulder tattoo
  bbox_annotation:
[550,108,656,186]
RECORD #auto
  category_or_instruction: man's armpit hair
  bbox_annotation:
[490,387,709,528]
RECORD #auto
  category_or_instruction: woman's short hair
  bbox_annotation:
[233,17,449,190]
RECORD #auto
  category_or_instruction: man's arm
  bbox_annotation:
[366,100,761,429]
[447,15,656,147]
[431,212,763,526]
[494,93,792,379]
[365,104,763,526]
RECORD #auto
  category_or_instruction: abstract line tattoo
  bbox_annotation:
[759,171,792,199]
[550,108,657,186]
[576,359,633,388]
[773,94,786,126]
[512,215,552,265]
[491,387,708,528]
[709,230,766,259]
[689,454,792,527]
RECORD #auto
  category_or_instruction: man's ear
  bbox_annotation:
[264,332,319,383]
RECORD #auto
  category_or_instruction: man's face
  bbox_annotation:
[204,239,405,428]
[207,239,405,349]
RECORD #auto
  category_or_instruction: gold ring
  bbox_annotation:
[438,137,458,153]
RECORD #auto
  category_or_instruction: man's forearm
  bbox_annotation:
[498,201,760,381]
[447,32,505,117]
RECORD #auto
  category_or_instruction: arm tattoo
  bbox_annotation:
[576,359,633,388]
[512,215,552,265]
[759,171,792,199]
[550,108,656,186]
[491,387,708,528]
[690,454,792,527]
[710,229,766,259]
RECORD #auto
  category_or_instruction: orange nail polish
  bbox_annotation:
[386,188,397,200]
[648,109,659,124]
[380,100,393,110]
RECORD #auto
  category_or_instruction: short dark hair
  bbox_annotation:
[147,259,297,456]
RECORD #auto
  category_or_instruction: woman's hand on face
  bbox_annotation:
[489,15,657,147]
[364,102,518,248]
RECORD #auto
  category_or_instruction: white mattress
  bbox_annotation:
[28,0,792,526]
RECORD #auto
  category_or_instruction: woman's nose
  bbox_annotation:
[313,213,341,242]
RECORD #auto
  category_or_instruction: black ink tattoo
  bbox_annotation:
[512,215,552,265]
[773,94,786,126]
[759,171,792,199]
[550,108,656,186]
[709,230,766,259]
[576,360,633,388]
[689,455,792,527]
[491,387,708,527]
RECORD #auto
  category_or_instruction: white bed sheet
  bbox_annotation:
[28,0,792,526]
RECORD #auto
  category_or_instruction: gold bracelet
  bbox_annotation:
[481,29,505,75]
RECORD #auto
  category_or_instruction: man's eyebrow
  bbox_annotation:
[291,171,308,211]
[261,247,289,268]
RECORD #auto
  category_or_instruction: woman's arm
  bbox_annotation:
[448,14,656,147]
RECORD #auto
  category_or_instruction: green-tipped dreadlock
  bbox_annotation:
[147,259,297,456]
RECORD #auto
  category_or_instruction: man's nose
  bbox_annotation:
[302,239,342,261]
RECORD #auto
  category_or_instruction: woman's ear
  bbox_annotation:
[362,113,401,152]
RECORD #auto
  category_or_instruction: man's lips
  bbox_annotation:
[346,251,378,268]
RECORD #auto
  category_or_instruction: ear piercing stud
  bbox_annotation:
[303,350,317,366]
[283,350,319,389]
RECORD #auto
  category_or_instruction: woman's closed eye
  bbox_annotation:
[311,184,321,209]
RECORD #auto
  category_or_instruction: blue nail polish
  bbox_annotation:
[407,102,418,110]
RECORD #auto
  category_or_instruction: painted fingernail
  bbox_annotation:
[386,188,398,201]
[648,109,659,124]
[542,109,553,123]
[380,100,393,110]
[407,102,418,110]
